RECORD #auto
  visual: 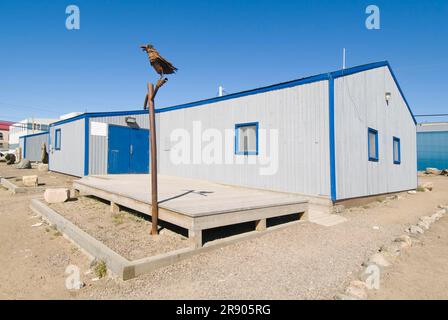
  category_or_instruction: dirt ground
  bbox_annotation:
[368,215,448,300]
[1,163,448,299]
[49,196,191,260]
[0,162,75,188]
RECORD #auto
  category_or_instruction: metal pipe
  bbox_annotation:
[147,83,159,235]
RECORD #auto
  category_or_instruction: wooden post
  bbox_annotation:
[147,83,159,235]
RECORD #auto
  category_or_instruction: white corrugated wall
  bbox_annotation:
[24,133,49,162]
[157,80,331,197]
[334,66,417,200]
[49,119,85,177]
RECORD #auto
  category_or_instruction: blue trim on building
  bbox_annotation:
[44,60,415,185]
[368,128,379,162]
[20,131,49,139]
[21,136,27,158]
[54,129,61,150]
[234,122,259,156]
[393,136,401,165]
[46,61,416,129]
[84,117,90,176]
[47,130,51,169]
[328,75,337,202]
[49,110,149,127]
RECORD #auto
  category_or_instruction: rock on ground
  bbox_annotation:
[366,253,391,267]
[425,168,441,175]
[394,235,412,248]
[16,159,31,169]
[22,175,38,187]
[37,163,49,172]
[408,225,424,235]
[44,188,70,204]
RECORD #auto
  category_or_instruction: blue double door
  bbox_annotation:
[107,125,150,174]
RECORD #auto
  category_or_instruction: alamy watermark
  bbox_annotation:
[66,5,80,30]
[365,5,380,30]
[169,121,279,176]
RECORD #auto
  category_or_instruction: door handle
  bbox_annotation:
[130,144,133,155]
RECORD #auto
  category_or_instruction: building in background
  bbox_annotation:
[8,118,56,151]
[417,122,448,171]
[19,132,50,162]
[0,121,14,151]
[48,111,149,177]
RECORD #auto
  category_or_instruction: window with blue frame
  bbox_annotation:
[368,128,378,162]
[393,137,401,164]
[235,122,259,155]
[55,129,61,150]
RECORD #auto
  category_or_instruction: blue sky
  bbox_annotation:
[0,0,447,122]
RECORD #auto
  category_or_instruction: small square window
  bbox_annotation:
[393,137,401,164]
[55,129,61,150]
[235,122,258,155]
[368,128,378,162]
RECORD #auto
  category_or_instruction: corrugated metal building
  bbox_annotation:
[48,61,417,202]
[417,122,448,171]
[19,132,49,162]
[48,111,149,177]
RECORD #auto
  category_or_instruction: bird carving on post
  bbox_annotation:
[140,43,177,236]
[140,44,178,79]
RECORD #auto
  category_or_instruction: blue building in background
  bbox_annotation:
[417,123,448,171]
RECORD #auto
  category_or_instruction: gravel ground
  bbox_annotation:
[0,162,75,188]
[368,214,448,299]
[0,189,91,299]
[1,167,447,299]
[74,175,448,299]
[49,196,191,260]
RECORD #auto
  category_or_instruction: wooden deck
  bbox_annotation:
[73,174,308,247]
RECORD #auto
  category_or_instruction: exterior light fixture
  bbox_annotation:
[125,116,137,124]
[385,92,392,105]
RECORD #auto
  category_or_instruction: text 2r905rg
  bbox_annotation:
[220,304,270,315]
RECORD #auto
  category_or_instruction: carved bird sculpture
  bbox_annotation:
[140,44,178,78]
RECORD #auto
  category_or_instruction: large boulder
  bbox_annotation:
[425,168,441,175]
[44,188,70,204]
[16,159,31,169]
[23,175,38,187]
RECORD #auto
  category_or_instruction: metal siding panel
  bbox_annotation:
[24,133,49,161]
[157,81,331,197]
[334,66,417,199]
[88,114,150,175]
[49,120,85,176]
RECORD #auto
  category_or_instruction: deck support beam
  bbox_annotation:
[188,229,203,248]
[110,201,121,214]
[255,218,267,231]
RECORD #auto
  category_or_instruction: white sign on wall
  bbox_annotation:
[91,122,108,137]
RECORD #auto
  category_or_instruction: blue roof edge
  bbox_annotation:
[49,60,416,126]
[19,131,49,139]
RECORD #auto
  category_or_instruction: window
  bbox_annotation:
[55,129,61,150]
[0,132,3,140]
[368,128,378,162]
[235,122,259,155]
[393,137,401,164]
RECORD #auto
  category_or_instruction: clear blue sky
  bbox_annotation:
[0,0,447,122]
